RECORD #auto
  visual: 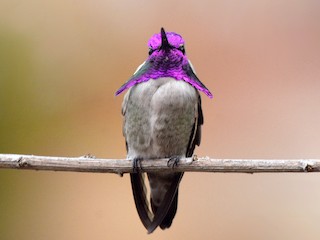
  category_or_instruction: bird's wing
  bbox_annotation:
[130,173,153,229]
[183,60,204,155]
[186,93,203,157]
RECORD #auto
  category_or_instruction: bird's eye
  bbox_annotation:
[148,48,155,55]
[178,45,185,54]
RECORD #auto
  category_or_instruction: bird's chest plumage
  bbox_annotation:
[123,78,198,159]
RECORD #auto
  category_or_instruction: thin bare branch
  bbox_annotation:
[1,154,320,174]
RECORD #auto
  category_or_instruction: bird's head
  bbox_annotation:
[147,28,187,65]
[115,28,213,98]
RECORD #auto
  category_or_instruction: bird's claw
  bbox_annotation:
[167,156,181,168]
[132,157,143,173]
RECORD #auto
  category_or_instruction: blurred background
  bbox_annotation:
[1,0,320,239]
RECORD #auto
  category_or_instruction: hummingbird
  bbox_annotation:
[116,28,212,233]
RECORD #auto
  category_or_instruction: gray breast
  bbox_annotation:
[123,77,198,159]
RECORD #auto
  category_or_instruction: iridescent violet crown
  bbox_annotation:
[115,28,213,98]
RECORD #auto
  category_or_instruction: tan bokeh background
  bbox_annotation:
[1,1,320,239]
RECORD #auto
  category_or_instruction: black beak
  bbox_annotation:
[160,27,171,51]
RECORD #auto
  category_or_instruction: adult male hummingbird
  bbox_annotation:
[116,28,212,233]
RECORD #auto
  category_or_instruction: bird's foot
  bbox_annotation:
[167,156,181,168]
[132,157,143,173]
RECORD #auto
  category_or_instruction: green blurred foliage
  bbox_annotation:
[0,29,37,152]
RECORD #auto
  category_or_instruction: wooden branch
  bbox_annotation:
[1,154,320,174]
